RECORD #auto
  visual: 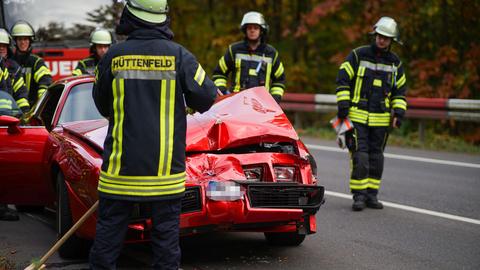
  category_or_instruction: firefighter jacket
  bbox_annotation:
[336,44,407,127]
[0,58,29,113]
[72,56,98,76]
[93,26,217,202]
[12,52,52,106]
[212,41,285,101]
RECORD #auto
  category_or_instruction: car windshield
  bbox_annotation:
[58,82,103,124]
[2,0,124,44]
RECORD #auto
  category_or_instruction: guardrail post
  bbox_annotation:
[294,112,302,129]
[418,120,425,144]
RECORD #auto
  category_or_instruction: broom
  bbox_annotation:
[24,201,99,270]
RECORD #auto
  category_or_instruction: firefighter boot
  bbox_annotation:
[366,193,383,209]
[352,194,367,211]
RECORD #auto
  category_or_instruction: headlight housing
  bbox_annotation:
[274,166,296,182]
[242,166,263,181]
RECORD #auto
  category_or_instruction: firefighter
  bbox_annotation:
[10,20,53,106]
[72,28,113,76]
[212,11,285,102]
[335,17,407,211]
[90,0,217,269]
[0,28,29,114]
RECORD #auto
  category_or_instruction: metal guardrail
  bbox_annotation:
[280,94,480,122]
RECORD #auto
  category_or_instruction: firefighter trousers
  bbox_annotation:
[345,123,389,196]
[89,197,182,270]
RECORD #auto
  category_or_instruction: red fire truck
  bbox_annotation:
[1,0,123,80]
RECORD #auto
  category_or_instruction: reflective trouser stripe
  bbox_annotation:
[350,178,369,190]
[107,78,125,175]
[367,178,381,190]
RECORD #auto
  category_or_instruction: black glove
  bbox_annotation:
[337,108,349,119]
[393,109,405,128]
[272,94,282,104]
[337,101,350,119]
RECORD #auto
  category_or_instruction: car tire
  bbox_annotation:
[264,232,306,246]
[56,172,91,259]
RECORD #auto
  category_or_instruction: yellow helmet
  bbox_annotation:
[90,29,113,45]
[11,21,35,39]
[126,0,169,24]
[0,29,11,45]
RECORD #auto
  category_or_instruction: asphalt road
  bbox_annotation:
[1,138,479,270]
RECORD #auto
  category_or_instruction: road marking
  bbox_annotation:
[306,144,480,169]
[325,190,480,225]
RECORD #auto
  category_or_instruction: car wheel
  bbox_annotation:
[56,172,91,259]
[264,232,306,246]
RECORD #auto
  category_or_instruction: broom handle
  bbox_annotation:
[25,200,99,270]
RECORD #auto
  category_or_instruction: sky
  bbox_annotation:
[3,0,124,29]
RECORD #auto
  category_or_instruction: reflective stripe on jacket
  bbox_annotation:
[93,27,217,201]
[336,44,407,127]
[72,57,97,76]
[13,53,52,106]
[1,58,29,112]
[212,41,285,99]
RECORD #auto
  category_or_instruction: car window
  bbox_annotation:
[58,82,103,124]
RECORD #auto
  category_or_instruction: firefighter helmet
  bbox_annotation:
[90,29,113,45]
[240,11,269,33]
[372,17,401,43]
[0,29,10,45]
[10,21,35,39]
[126,0,169,24]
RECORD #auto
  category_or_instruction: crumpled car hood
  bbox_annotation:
[186,87,298,151]
[62,87,298,153]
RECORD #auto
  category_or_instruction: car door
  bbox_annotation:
[0,85,65,205]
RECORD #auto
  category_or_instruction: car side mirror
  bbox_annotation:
[0,115,22,134]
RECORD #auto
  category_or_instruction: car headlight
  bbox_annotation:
[206,181,243,201]
[274,166,296,182]
[242,166,263,181]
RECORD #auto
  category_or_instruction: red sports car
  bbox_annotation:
[0,76,324,258]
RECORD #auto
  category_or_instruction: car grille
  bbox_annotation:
[247,184,324,209]
[181,186,202,213]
